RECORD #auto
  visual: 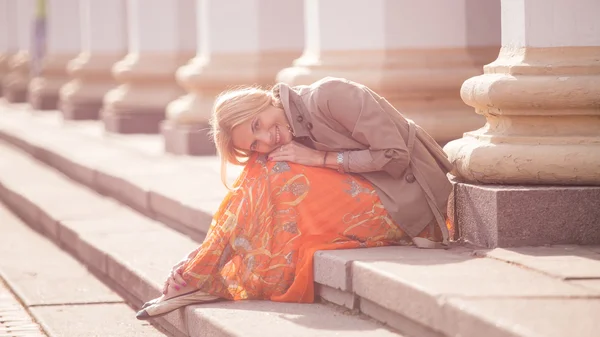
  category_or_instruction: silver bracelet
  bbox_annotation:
[336,152,344,173]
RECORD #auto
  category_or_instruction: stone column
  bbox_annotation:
[444,0,600,247]
[102,0,196,134]
[277,0,501,145]
[0,0,18,97]
[2,0,34,103]
[28,0,81,110]
[162,0,304,155]
[58,0,126,120]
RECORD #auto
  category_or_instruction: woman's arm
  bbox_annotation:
[317,79,410,178]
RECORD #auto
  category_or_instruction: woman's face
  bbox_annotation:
[231,105,294,154]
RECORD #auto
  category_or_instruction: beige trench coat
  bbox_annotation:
[274,77,454,248]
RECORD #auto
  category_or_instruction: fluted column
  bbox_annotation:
[444,0,600,186]
[101,0,196,134]
[0,0,18,97]
[162,0,304,155]
[28,0,81,110]
[277,0,501,145]
[2,0,34,103]
[443,0,600,248]
[58,0,126,120]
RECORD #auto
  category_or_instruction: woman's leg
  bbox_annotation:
[178,154,416,303]
[152,154,414,307]
[137,154,413,319]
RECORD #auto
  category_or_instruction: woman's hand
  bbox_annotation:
[268,141,325,167]
[162,259,188,295]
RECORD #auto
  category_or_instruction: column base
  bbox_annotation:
[102,107,165,134]
[0,53,9,97]
[163,51,299,155]
[2,51,30,103]
[454,181,600,248]
[59,99,103,120]
[29,91,60,110]
[29,54,77,110]
[161,120,215,155]
[102,52,190,135]
[59,53,124,121]
[3,86,28,103]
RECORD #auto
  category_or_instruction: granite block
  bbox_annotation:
[455,183,600,248]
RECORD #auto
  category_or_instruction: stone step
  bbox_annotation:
[0,141,403,337]
[1,106,600,337]
[0,203,165,337]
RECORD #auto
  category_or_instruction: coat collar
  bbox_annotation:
[276,83,312,139]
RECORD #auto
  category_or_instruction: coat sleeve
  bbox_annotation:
[316,78,410,179]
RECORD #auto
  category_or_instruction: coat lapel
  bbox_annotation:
[277,83,312,139]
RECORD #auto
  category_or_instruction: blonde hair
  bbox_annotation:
[209,85,282,188]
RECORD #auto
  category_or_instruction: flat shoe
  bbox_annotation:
[141,298,159,309]
[136,290,220,320]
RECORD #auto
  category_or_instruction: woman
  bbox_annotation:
[136,77,453,320]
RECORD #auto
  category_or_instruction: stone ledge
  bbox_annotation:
[0,110,224,240]
[443,297,600,337]
[0,204,161,337]
[454,182,600,248]
[184,301,398,337]
[474,246,600,279]
[313,246,600,336]
[31,304,167,337]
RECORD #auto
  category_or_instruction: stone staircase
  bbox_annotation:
[0,103,599,337]
[0,203,166,337]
